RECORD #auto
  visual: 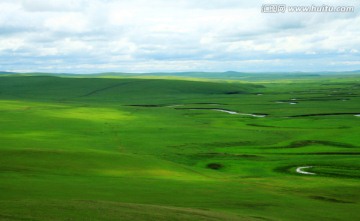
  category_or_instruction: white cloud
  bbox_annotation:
[44,13,89,33]
[0,38,25,51]
[21,0,85,12]
[0,0,359,73]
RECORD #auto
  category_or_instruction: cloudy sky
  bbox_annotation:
[0,0,359,73]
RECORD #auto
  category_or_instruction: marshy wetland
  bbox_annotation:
[0,73,359,221]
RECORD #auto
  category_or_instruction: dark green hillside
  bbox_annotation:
[0,76,259,102]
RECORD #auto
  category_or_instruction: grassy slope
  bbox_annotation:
[0,75,359,220]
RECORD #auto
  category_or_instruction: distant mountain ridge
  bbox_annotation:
[1,70,359,81]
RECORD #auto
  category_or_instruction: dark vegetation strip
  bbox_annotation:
[224,91,244,94]
[125,103,227,107]
[247,123,350,129]
[197,153,263,159]
[175,107,229,110]
[305,99,351,101]
[247,124,278,128]
[309,196,354,204]
[126,104,162,107]
[169,141,257,149]
[269,140,358,149]
[287,140,357,148]
[189,103,227,105]
[280,98,351,101]
[78,81,135,97]
[249,216,275,221]
[206,163,223,170]
[321,83,360,86]
[273,152,360,155]
[0,214,34,221]
[172,140,358,151]
[313,166,360,179]
[290,113,360,117]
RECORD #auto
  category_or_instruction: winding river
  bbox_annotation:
[296,166,316,175]
[182,108,267,117]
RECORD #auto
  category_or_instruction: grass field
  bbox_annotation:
[0,73,359,220]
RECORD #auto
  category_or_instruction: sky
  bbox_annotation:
[0,0,359,73]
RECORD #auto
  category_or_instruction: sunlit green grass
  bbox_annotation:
[0,75,359,220]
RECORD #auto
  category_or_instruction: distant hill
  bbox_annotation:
[0,71,16,75]
[90,71,360,81]
[1,70,359,81]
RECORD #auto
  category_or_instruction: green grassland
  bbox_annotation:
[0,73,359,220]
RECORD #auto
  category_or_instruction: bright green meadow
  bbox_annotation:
[0,73,359,220]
